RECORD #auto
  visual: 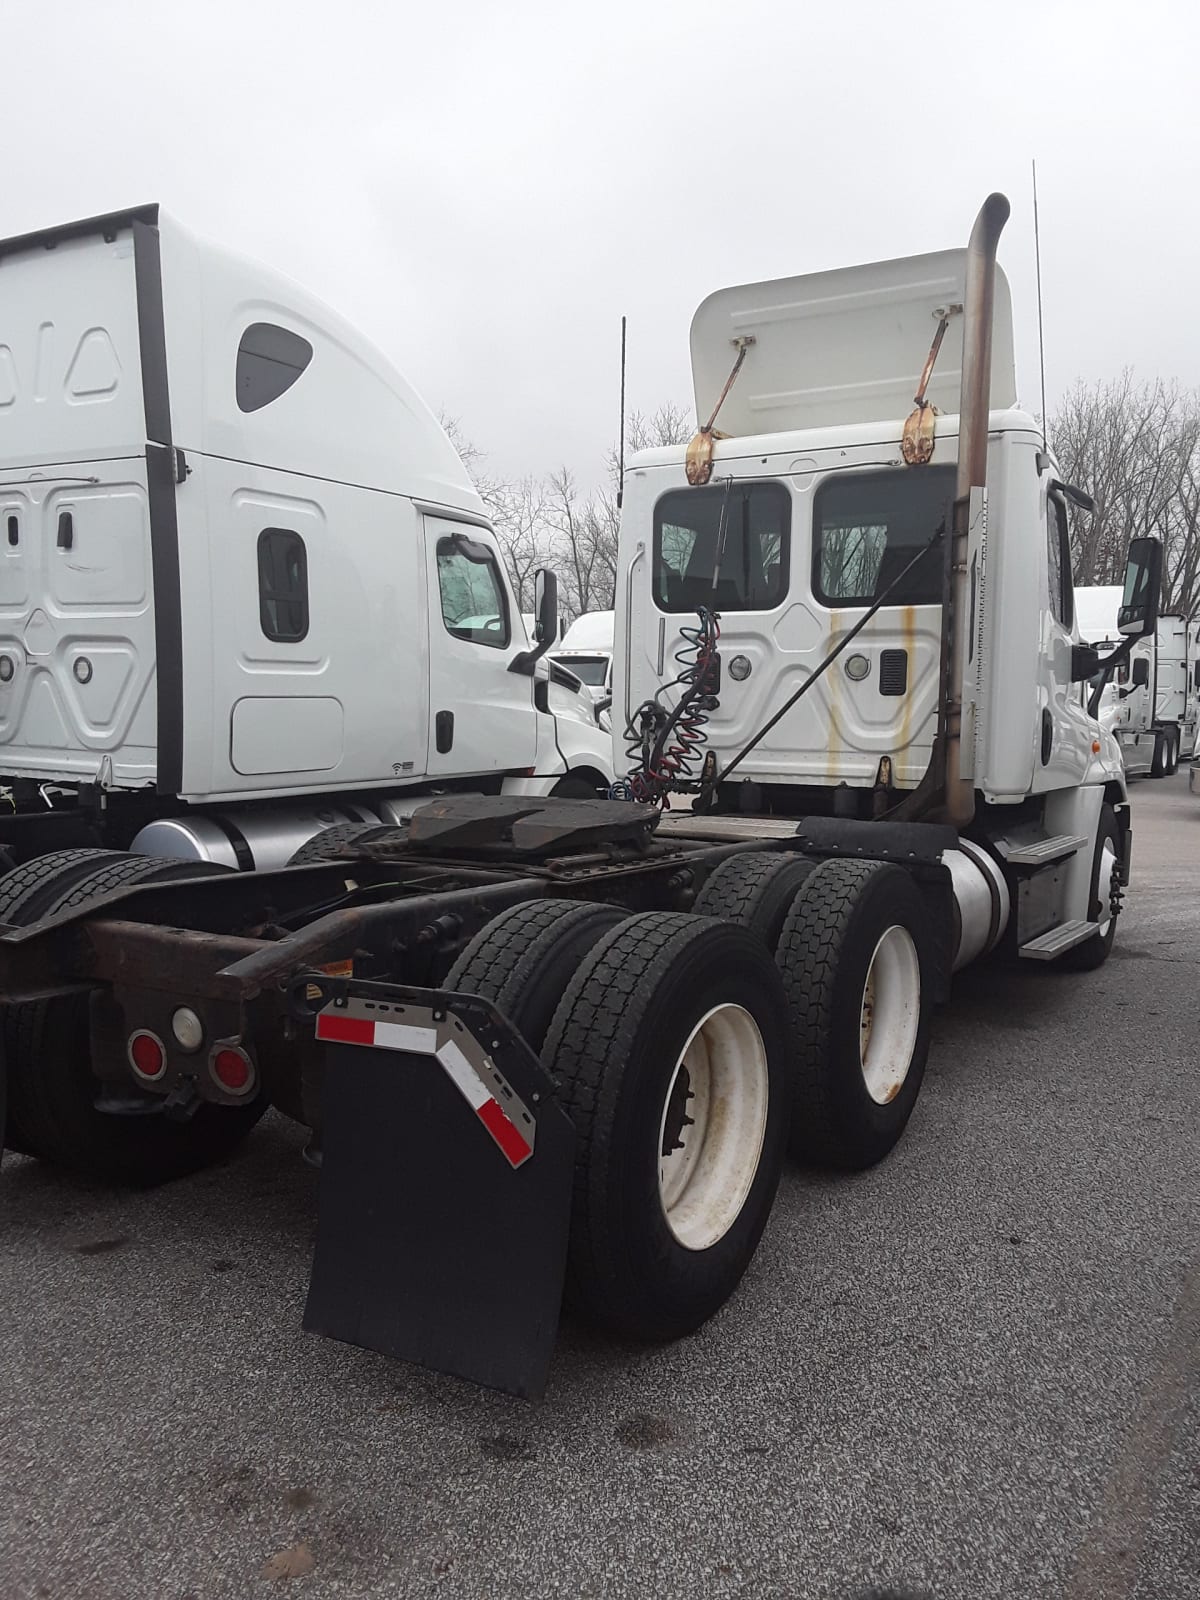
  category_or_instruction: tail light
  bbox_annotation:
[128,1030,166,1082]
[210,1045,256,1097]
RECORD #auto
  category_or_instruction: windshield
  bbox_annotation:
[555,654,609,686]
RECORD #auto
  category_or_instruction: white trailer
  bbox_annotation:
[0,196,1162,1399]
[1075,585,1196,777]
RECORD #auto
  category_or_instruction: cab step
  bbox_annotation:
[1002,833,1088,867]
[1019,919,1099,960]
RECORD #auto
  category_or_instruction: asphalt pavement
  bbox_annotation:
[1,776,1197,1600]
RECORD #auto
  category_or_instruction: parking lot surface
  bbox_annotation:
[1,775,1197,1600]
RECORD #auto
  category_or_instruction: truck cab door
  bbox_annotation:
[422,517,537,777]
[1039,488,1091,785]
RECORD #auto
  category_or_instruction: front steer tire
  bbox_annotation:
[543,913,793,1342]
[1060,802,1122,973]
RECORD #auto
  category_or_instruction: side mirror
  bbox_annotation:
[1118,537,1162,637]
[509,569,560,676]
[1131,657,1150,689]
[533,569,559,646]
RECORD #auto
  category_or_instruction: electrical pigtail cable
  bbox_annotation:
[614,607,722,806]
[694,521,946,809]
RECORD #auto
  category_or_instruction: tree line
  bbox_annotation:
[1051,374,1200,615]
[451,374,1200,622]
[443,405,691,621]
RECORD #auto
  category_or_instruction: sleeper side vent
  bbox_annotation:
[879,649,908,696]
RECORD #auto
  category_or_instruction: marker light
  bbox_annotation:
[128,1030,166,1081]
[211,1047,255,1095]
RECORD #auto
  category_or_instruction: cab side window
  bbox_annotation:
[258,529,308,642]
[436,535,510,648]
[1047,493,1074,629]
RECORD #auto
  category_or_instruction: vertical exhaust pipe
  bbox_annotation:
[944,193,1010,830]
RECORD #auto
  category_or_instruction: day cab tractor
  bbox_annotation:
[0,196,1160,1397]
[1075,584,1197,778]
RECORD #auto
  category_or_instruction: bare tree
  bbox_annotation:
[545,467,607,620]
[440,413,553,612]
[1051,375,1200,615]
[490,476,548,614]
[440,402,694,623]
[556,402,696,616]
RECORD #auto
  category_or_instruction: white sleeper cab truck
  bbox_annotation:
[0,204,611,878]
[0,197,1161,1401]
[552,609,615,707]
[1075,585,1197,777]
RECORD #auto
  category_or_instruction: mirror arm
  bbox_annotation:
[508,635,552,676]
[1086,637,1135,718]
[1050,478,1095,513]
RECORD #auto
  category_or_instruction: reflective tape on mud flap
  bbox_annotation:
[315,1001,535,1168]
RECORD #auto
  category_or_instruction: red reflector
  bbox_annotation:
[129,1031,165,1080]
[212,1048,253,1093]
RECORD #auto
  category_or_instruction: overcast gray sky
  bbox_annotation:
[6,0,1198,489]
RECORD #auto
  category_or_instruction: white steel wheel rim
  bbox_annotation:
[1097,840,1119,932]
[657,1003,769,1253]
[858,925,921,1106]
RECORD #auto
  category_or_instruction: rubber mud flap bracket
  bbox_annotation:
[294,976,575,1401]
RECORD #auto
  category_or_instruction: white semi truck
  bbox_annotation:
[0,204,614,878]
[1075,585,1197,777]
[551,609,615,706]
[0,198,1161,1398]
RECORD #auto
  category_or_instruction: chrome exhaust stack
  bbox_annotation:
[944,192,1010,830]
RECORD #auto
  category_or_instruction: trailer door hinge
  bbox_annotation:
[174,447,190,483]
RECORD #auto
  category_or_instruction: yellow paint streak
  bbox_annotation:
[896,604,916,772]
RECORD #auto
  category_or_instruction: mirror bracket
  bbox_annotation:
[1070,644,1100,683]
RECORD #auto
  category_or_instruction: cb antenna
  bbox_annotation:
[1032,158,1048,449]
[617,314,627,509]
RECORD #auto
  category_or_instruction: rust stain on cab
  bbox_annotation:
[896,604,916,773]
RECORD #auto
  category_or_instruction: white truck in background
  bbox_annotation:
[0,196,1165,1400]
[0,205,613,878]
[1075,585,1197,777]
[551,609,615,707]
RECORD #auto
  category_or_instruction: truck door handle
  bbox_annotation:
[1040,707,1053,765]
[435,710,454,754]
[57,512,73,551]
[623,544,645,723]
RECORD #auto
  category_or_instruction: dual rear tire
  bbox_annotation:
[448,853,932,1340]
[697,851,932,1169]
[448,899,794,1340]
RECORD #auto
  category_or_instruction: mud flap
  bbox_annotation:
[294,977,576,1401]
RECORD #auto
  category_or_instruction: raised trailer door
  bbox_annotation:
[422,517,537,776]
